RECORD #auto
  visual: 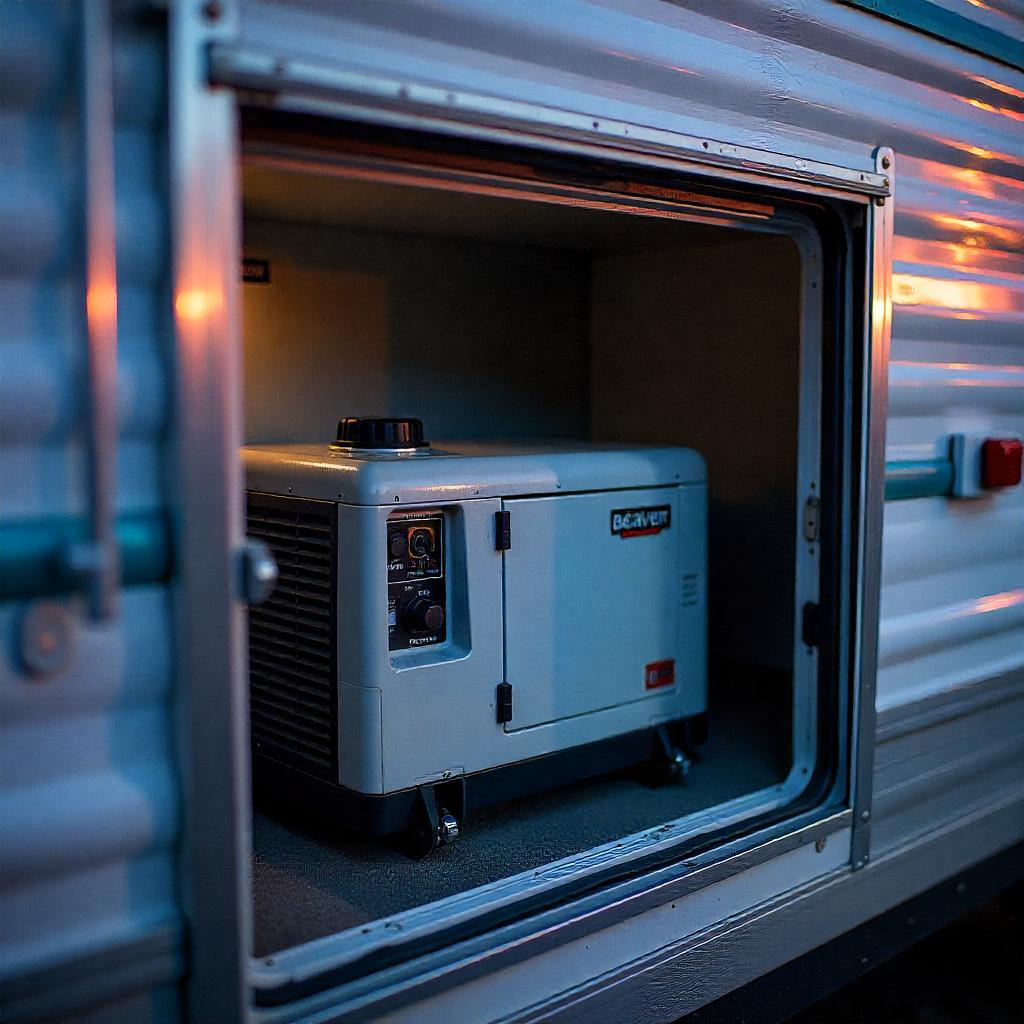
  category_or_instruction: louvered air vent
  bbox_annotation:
[246,493,338,781]
[681,572,702,608]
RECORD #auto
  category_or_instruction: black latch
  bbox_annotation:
[495,510,511,551]
[496,682,513,724]
[802,602,821,648]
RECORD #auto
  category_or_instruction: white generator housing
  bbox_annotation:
[244,427,707,837]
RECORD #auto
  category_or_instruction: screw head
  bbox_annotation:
[881,154,891,170]
[860,809,871,822]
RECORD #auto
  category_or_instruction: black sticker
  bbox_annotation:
[242,258,271,284]
[610,505,671,538]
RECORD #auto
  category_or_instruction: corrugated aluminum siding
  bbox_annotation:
[228,0,1024,713]
[0,1,182,1016]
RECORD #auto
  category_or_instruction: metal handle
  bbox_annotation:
[884,458,954,501]
[74,0,120,619]
[0,514,174,602]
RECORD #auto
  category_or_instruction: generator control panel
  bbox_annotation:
[387,513,446,650]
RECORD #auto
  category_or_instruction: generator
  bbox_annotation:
[244,418,708,854]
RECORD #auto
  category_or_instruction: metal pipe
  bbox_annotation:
[884,458,954,502]
[0,513,174,602]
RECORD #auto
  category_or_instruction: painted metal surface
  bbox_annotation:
[168,0,254,1021]
[0,3,182,1021]
[218,0,1024,717]
[872,669,1024,853]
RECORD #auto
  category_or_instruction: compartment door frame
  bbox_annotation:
[169,3,252,1022]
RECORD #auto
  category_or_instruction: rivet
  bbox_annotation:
[815,837,827,853]
[19,601,74,678]
[881,154,891,169]
[860,809,870,822]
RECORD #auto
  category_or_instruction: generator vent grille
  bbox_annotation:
[681,572,702,608]
[246,493,338,781]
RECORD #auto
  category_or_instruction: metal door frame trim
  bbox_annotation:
[209,45,891,201]
[250,810,853,1020]
[169,2,252,1021]
[849,147,895,870]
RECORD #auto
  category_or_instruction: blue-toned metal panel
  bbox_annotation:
[0,2,182,1017]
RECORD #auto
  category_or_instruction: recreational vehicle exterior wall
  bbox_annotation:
[0,2,1021,1023]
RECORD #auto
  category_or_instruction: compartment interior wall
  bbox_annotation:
[589,236,802,673]
[243,215,592,444]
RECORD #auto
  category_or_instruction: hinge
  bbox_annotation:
[801,602,821,648]
[495,510,511,550]
[496,682,513,724]
[803,495,820,542]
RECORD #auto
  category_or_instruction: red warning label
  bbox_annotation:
[644,659,676,690]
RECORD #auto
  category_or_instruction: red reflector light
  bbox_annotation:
[981,438,1023,489]
[645,659,676,690]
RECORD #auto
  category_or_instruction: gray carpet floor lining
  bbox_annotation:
[252,672,791,956]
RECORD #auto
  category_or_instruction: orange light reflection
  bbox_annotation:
[967,75,1024,101]
[892,273,1022,314]
[894,237,1024,278]
[958,95,1024,123]
[890,360,1024,372]
[175,288,223,321]
[902,155,1024,202]
[937,137,1024,167]
[928,213,1024,249]
[86,283,118,323]
[974,589,1024,615]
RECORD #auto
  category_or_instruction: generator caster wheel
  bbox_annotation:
[406,786,461,859]
[646,724,692,786]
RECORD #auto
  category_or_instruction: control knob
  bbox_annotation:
[404,597,444,635]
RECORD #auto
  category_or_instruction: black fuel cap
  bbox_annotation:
[334,417,429,450]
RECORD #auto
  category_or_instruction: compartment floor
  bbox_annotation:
[252,673,790,956]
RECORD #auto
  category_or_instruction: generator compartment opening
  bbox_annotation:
[240,133,837,958]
